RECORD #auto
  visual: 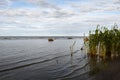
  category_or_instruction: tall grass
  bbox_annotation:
[88,24,120,59]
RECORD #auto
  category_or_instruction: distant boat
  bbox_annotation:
[67,37,72,39]
[48,38,54,42]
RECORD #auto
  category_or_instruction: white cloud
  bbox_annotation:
[27,0,60,10]
[0,0,11,9]
[70,0,120,12]
[0,0,120,36]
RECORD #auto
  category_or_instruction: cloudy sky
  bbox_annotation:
[0,0,120,36]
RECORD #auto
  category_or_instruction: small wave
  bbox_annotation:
[0,50,67,68]
[58,70,91,80]
[54,62,89,79]
[50,55,87,73]
[0,51,72,73]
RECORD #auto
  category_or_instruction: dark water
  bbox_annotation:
[0,38,113,80]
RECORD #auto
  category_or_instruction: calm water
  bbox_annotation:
[0,38,110,80]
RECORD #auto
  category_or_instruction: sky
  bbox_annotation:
[0,0,120,36]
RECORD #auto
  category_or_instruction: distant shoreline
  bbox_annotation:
[0,36,86,40]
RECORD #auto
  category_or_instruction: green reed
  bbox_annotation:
[88,24,120,58]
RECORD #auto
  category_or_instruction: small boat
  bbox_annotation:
[67,37,72,39]
[48,38,54,42]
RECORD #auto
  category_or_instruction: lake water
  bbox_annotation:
[0,38,113,80]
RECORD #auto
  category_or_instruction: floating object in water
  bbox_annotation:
[68,37,72,39]
[48,38,54,42]
[81,47,83,50]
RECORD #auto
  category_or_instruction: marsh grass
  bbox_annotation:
[88,24,120,59]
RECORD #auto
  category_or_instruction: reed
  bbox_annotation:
[88,24,120,59]
[70,41,76,56]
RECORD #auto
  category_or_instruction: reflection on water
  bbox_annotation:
[0,38,115,80]
[88,57,107,76]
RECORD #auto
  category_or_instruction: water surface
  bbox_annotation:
[0,38,112,80]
